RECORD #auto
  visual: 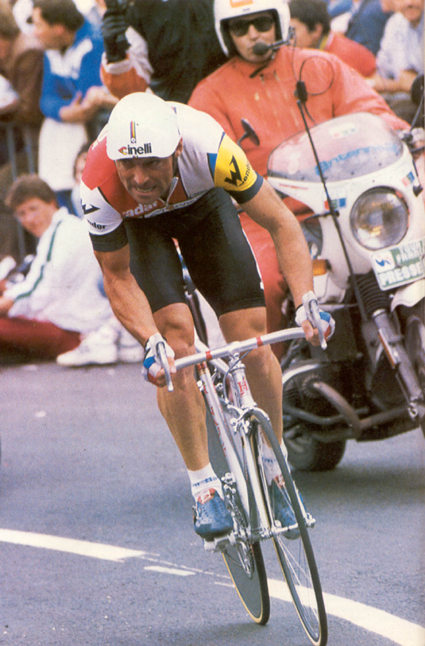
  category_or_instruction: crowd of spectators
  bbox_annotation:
[0,0,423,366]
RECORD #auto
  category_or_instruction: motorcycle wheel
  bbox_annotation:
[283,423,346,472]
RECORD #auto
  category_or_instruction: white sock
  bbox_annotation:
[188,463,222,500]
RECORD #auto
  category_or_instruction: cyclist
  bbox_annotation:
[81,92,334,540]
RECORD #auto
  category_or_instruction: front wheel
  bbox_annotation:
[251,410,328,646]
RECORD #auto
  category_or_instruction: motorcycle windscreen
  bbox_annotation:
[267,112,404,182]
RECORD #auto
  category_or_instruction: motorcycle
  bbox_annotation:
[262,95,425,471]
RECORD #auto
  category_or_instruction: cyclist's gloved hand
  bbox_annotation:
[295,291,335,347]
[101,2,130,63]
[142,332,175,387]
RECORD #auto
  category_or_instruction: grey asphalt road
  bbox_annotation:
[0,361,424,646]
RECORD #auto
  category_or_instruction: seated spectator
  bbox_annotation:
[0,174,112,363]
[0,0,44,261]
[289,0,376,77]
[29,0,117,213]
[370,0,424,123]
[344,0,394,55]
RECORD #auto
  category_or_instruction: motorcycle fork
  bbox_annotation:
[372,308,424,419]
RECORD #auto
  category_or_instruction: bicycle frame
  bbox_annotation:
[175,327,306,550]
[171,327,327,644]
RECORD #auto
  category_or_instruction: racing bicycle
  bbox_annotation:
[158,327,328,645]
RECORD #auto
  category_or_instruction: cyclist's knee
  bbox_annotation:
[154,303,196,359]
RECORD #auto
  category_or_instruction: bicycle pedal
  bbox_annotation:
[202,533,233,553]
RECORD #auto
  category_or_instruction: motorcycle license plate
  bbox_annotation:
[371,239,425,290]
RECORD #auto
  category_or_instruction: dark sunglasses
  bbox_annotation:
[228,15,275,37]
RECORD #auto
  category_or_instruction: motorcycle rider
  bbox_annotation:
[188,0,413,358]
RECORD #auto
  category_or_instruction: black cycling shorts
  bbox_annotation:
[95,188,265,317]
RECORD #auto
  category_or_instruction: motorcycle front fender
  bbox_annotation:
[390,279,425,311]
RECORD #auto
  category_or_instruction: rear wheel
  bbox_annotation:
[221,504,270,625]
[251,410,328,645]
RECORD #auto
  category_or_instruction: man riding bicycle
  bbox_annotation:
[81,92,333,540]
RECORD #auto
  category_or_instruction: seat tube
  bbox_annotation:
[229,356,257,409]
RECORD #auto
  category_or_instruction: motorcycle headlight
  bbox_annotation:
[350,188,409,250]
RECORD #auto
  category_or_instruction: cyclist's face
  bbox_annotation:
[228,11,277,63]
[115,140,183,204]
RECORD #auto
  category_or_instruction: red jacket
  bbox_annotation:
[189,46,408,179]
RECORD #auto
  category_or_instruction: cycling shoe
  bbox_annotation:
[193,488,233,541]
[268,477,300,539]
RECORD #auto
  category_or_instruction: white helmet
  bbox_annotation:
[106,93,181,161]
[214,0,291,56]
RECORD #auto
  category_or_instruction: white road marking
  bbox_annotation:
[144,565,195,576]
[1,528,424,646]
[268,579,425,646]
[0,529,149,562]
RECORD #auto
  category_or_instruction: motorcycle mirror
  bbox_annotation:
[237,119,260,147]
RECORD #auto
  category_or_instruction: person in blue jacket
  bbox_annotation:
[30,0,117,212]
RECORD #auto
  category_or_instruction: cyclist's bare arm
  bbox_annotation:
[241,180,319,345]
[94,245,158,346]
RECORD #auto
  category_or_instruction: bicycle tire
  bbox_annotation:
[249,409,328,645]
[205,404,270,625]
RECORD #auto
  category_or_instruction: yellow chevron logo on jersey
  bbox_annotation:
[214,134,257,192]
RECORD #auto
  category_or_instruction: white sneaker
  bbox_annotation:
[56,324,119,367]
[117,327,144,363]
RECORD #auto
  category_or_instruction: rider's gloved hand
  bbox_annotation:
[101,2,130,64]
[295,291,335,347]
[142,332,175,387]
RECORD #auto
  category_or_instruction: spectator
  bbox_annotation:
[0,174,112,363]
[29,0,117,213]
[370,0,424,123]
[189,0,410,358]
[289,0,376,77]
[0,0,43,262]
[99,0,226,103]
[344,0,394,55]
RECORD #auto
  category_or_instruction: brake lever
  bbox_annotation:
[304,294,327,350]
[157,341,174,392]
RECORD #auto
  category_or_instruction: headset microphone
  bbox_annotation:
[252,38,287,56]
